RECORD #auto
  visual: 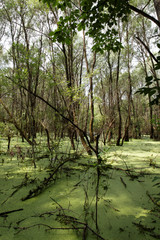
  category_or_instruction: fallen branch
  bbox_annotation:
[104,200,120,212]
[22,156,76,201]
[56,214,106,240]
[133,221,155,233]
[14,223,84,235]
[146,191,160,208]
[120,177,127,188]
[133,221,160,240]
[2,173,34,205]
[0,209,23,217]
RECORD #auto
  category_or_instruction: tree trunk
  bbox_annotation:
[138,19,155,139]
[78,130,92,155]
[116,48,122,146]
[107,50,114,143]
[83,31,96,143]
[123,23,132,143]
[0,98,34,146]
[154,0,160,22]
[7,136,11,151]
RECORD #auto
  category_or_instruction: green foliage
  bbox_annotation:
[152,116,160,131]
[136,43,160,105]
[136,74,160,104]
[43,0,130,52]
[0,122,17,137]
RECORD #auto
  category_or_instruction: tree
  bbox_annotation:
[0,0,50,143]
[42,0,160,104]
[0,0,159,159]
[153,0,160,22]
[42,0,130,51]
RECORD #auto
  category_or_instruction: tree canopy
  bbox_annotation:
[42,0,131,52]
[41,0,160,104]
[0,0,160,154]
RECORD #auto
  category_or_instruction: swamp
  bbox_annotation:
[0,136,160,240]
[0,0,160,239]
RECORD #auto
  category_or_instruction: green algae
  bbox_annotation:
[0,137,160,240]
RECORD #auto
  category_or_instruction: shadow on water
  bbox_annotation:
[50,163,106,240]
[1,138,160,239]
[55,159,160,240]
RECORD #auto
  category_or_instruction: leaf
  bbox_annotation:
[148,90,156,97]
[48,31,54,37]
[150,98,159,105]
[77,22,85,31]
[154,63,160,70]
[146,76,153,82]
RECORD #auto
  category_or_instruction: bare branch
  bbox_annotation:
[129,4,160,28]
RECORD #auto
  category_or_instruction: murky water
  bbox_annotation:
[0,138,160,240]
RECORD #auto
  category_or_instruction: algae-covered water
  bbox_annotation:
[0,137,160,240]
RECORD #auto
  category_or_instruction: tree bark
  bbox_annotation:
[154,0,160,22]
[0,98,34,146]
[116,22,122,146]
[83,30,96,143]
[107,50,114,143]
[116,48,122,146]
[122,23,132,143]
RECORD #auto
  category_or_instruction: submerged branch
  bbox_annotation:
[120,177,127,188]
[146,191,160,207]
[133,221,155,233]
[56,214,106,240]
[1,173,31,205]
[14,214,106,240]
[22,156,76,201]
[0,209,23,217]
[14,223,84,235]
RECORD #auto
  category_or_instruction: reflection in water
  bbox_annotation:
[82,166,103,239]
[53,164,106,240]
[95,166,100,233]
[1,146,160,240]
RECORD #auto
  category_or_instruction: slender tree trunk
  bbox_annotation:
[83,31,96,143]
[107,50,114,143]
[104,119,115,145]
[78,130,92,155]
[0,98,34,146]
[116,48,122,146]
[116,22,123,146]
[62,42,76,150]
[138,19,155,138]
[7,136,11,151]
[122,23,132,143]
[40,121,52,152]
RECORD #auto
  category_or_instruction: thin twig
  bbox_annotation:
[120,177,127,188]
[146,191,160,207]
[14,223,84,235]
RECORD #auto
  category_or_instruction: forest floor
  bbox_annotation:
[0,136,160,240]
